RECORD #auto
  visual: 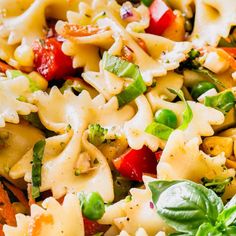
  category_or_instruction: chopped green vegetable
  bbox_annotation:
[178,49,201,71]
[218,36,236,48]
[193,68,226,88]
[204,91,235,115]
[168,89,193,131]
[60,80,83,94]
[78,192,105,220]
[141,0,153,6]
[32,139,46,199]
[154,109,178,129]
[201,177,233,197]
[88,124,108,146]
[6,70,39,92]
[149,180,236,236]
[191,81,218,101]
[188,49,200,60]
[145,122,174,140]
[102,52,146,107]
[22,113,45,130]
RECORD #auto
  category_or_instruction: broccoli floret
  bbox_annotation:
[88,124,108,146]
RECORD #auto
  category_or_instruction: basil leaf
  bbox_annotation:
[149,180,223,234]
[196,222,222,236]
[102,52,146,107]
[193,68,226,88]
[201,177,233,197]
[6,69,40,92]
[225,195,236,209]
[168,89,193,130]
[204,91,235,115]
[32,139,46,199]
[224,226,236,234]
[217,206,236,227]
[145,122,174,140]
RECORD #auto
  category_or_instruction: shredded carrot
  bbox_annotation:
[136,38,148,53]
[121,46,134,62]
[0,183,16,226]
[62,23,107,37]
[27,184,35,206]
[0,61,12,73]
[3,181,29,211]
[28,214,53,236]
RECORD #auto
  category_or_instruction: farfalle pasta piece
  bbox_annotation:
[0,122,43,183]
[157,130,235,182]
[124,95,164,152]
[100,177,171,235]
[3,193,84,236]
[118,228,166,236]
[0,76,37,127]
[146,95,224,141]
[191,0,236,46]
[11,88,134,201]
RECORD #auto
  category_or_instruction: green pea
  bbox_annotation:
[191,81,217,101]
[79,192,105,220]
[154,109,177,129]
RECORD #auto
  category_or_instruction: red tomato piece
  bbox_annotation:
[83,217,109,236]
[221,47,236,58]
[32,38,75,81]
[155,150,162,161]
[113,146,158,182]
[146,0,175,36]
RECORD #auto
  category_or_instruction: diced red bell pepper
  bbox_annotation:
[221,47,236,58]
[83,217,109,236]
[146,0,176,36]
[32,38,75,81]
[113,146,158,182]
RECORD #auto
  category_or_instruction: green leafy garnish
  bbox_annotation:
[201,177,233,197]
[145,122,174,140]
[88,124,108,146]
[6,70,40,92]
[204,91,235,115]
[168,89,193,131]
[193,68,226,88]
[149,180,236,236]
[32,139,46,199]
[102,52,146,107]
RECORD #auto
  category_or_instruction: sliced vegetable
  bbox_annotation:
[146,0,176,35]
[88,124,108,146]
[204,91,235,115]
[102,52,146,107]
[32,139,46,199]
[154,109,177,129]
[201,177,233,197]
[79,192,105,220]
[6,69,39,92]
[32,38,75,81]
[113,146,158,182]
[168,89,193,131]
[191,81,218,101]
[145,122,173,140]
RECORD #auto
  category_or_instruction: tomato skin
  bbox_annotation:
[83,217,109,236]
[32,38,75,81]
[221,47,236,58]
[113,146,158,182]
[146,0,175,36]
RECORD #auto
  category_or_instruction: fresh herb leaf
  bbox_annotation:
[196,222,221,236]
[178,49,201,71]
[201,177,233,197]
[102,52,146,107]
[145,122,174,140]
[32,139,46,199]
[168,89,193,130]
[204,91,235,115]
[149,180,223,234]
[88,124,108,146]
[225,195,236,209]
[193,68,226,88]
[217,205,236,227]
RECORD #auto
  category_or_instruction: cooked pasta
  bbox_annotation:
[0,0,236,235]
